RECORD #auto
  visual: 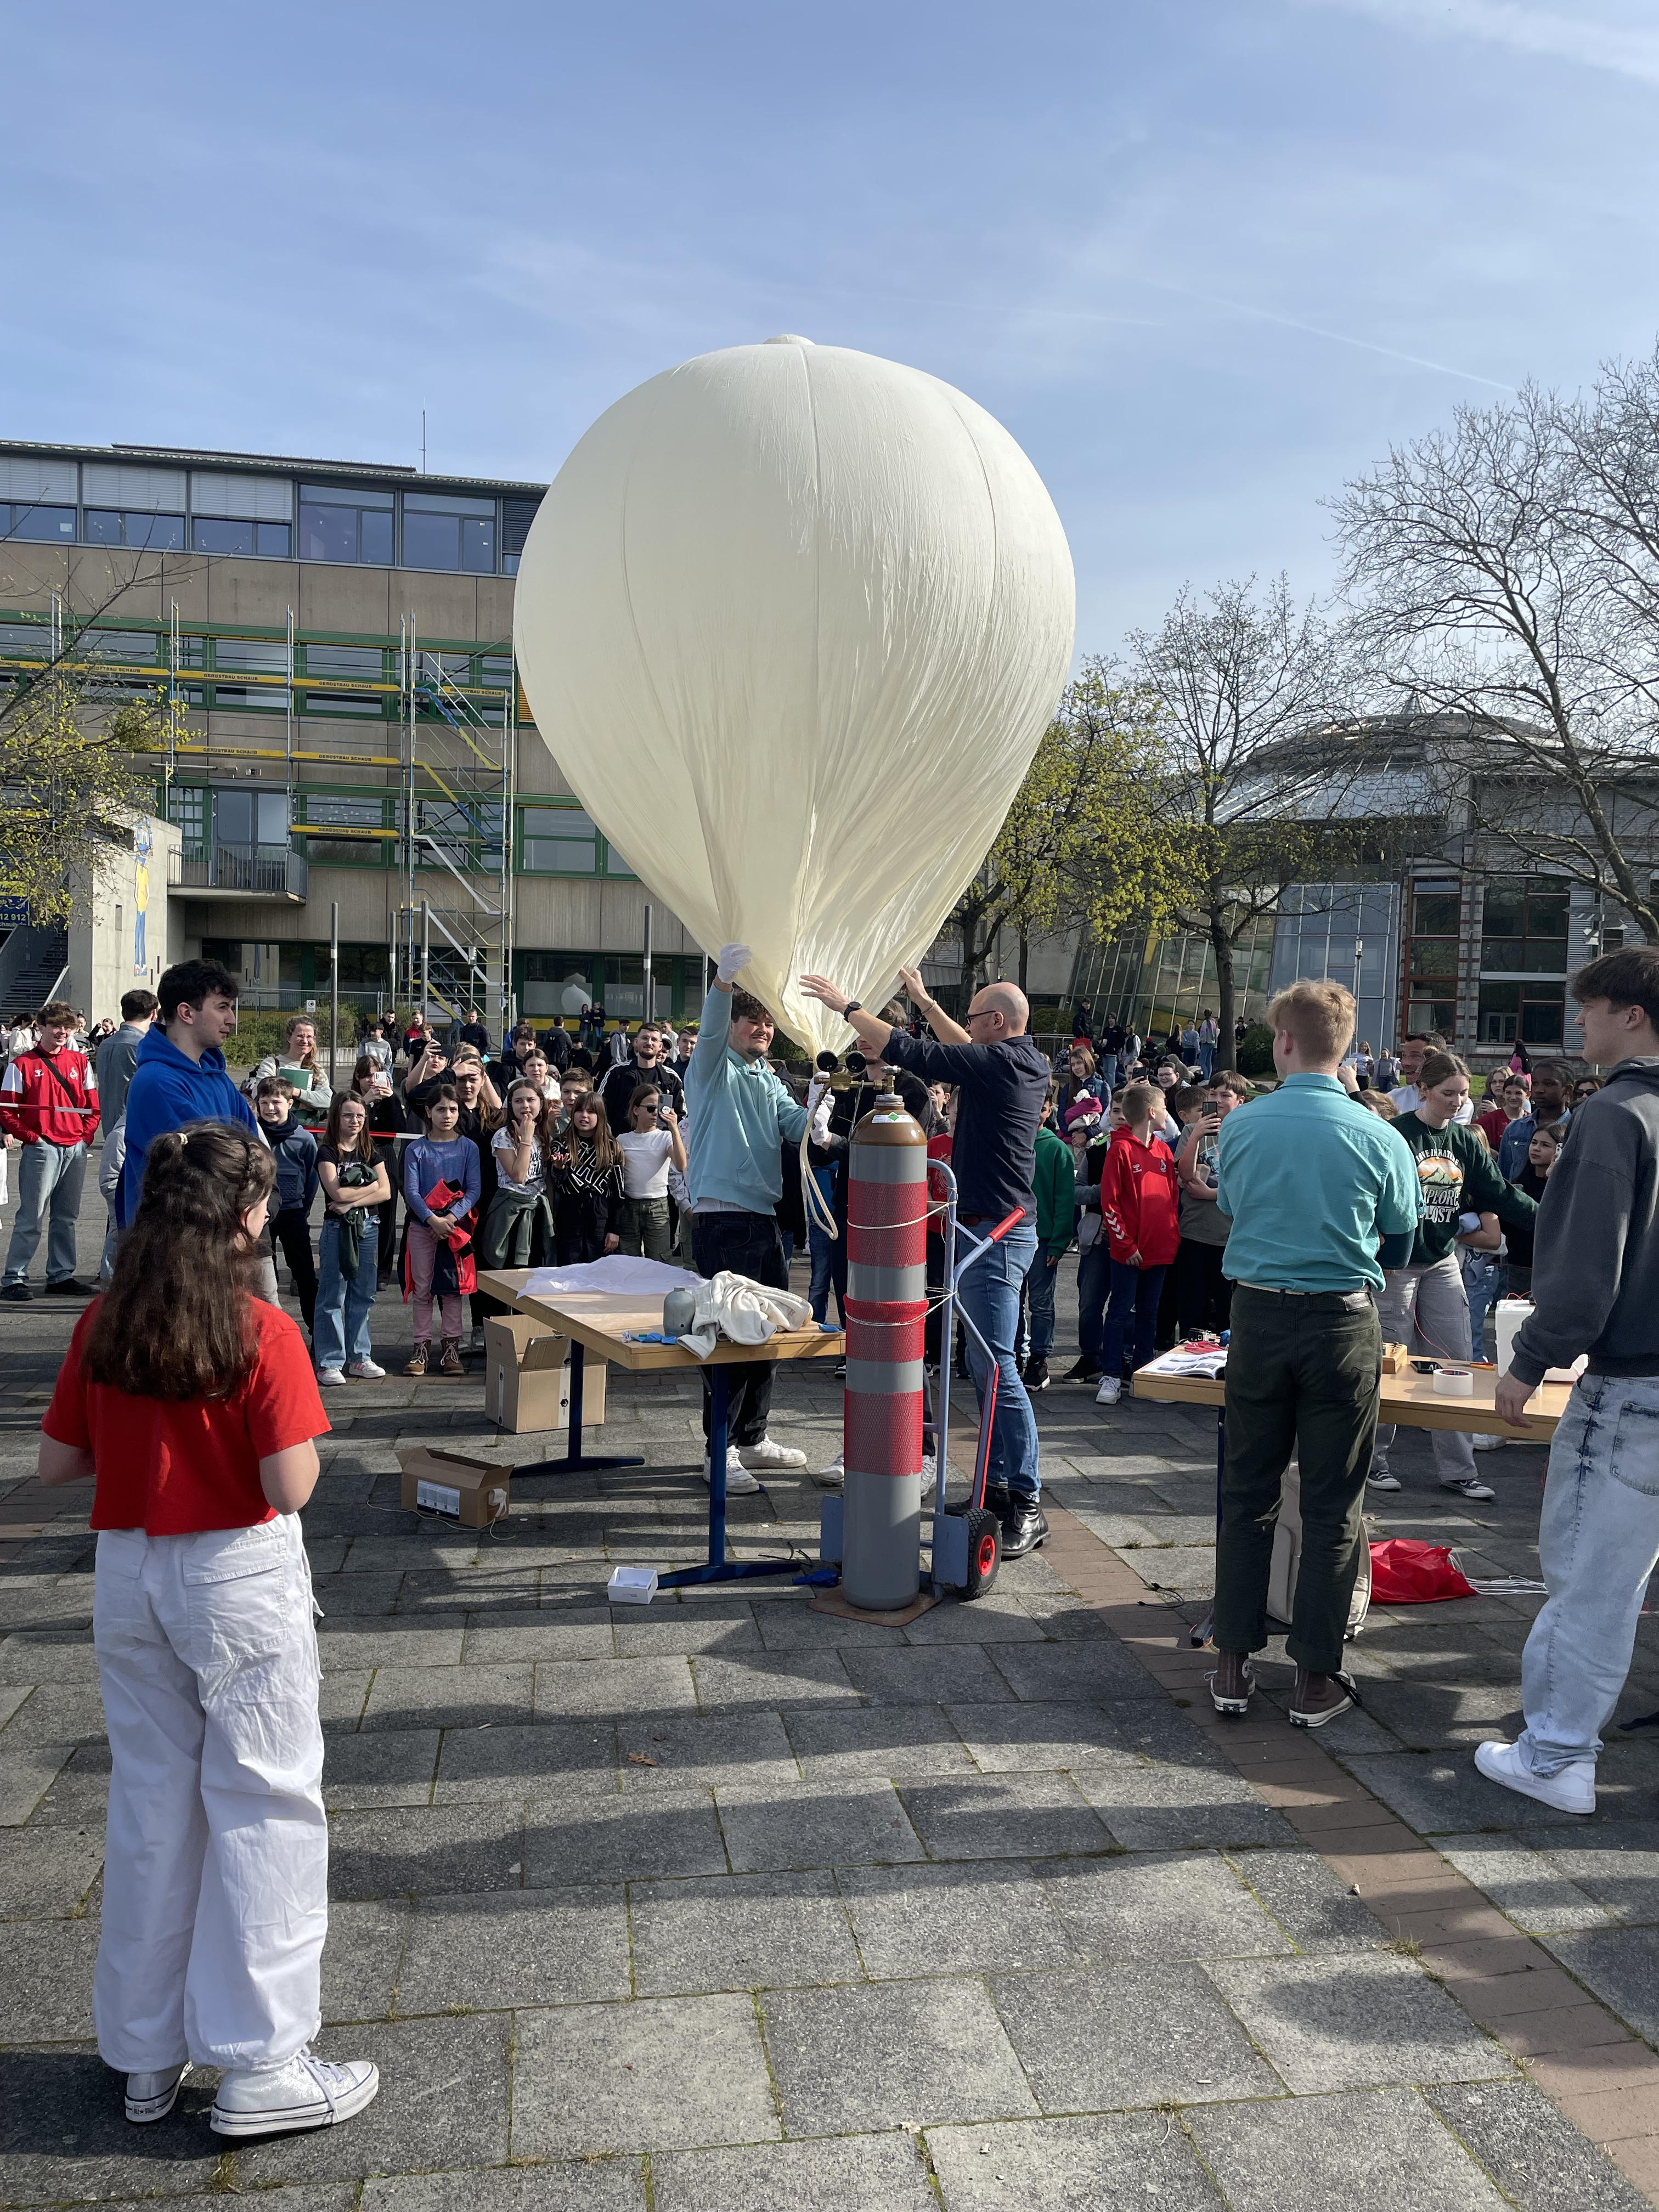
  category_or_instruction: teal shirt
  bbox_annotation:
[1215,1073,1421,1294]
[684,986,811,1214]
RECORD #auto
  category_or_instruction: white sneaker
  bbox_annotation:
[210,2047,379,2136]
[1475,1737,1595,1816]
[818,1452,845,1489]
[919,1454,937,1501]
[703,1448,760,1494]
[1367,1469,1401,1491]
[1095,1375,1122,1406]
[346,1358,385,1380]
[126,2062,189,2124]
[739,1436,807,1471]
[1472,1434,1507,1451]
[315,1367,346,1387]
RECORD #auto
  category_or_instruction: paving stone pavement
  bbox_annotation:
[0,1170,1655,2207]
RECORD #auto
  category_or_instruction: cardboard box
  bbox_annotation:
[397,1447,511,1528]
[1381,1341,1409,1374]
[482,1314,607,1436]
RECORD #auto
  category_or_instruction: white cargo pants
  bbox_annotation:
[92,1513,327,2073]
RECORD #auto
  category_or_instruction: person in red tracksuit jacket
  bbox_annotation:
[1094,1077,1181,1406]
[2,998,101,1301]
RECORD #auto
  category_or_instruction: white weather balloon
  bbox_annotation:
[512,335,1075,1057]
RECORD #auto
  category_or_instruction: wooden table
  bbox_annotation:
[1133,1358,1573,1645]
[476,1270,845,1589]
[1132,1361,1573,1444]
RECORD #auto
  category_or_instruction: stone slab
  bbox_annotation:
[1039,1848,1294,1963]
[837,1858,1075,1979]
[989,1962,1280,2113]
[1205,1952,1516,2091]
[1424,2080,1656,2212]
[629,1869,862,1995]
[928,2111,1226,2210]
[523,1790,727,1886]
[396,1884,630,2010]
[512,1994,780,2155]
[652,2132,934,2211]
[897,1774,1113,1861]
[761,1977,1037,2134]
[716,1776,924,1872]
[1188,2086,1509,2212]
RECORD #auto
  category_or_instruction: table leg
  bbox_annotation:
[658,1365,803,1589]
[511,1338,646,1478]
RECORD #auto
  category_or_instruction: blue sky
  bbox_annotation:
[5,0,1658,648]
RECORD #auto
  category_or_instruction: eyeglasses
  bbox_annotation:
[964,1008,998,1025]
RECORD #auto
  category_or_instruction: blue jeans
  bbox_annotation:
[1102,1259,1167,1379]
[1199,1043,1216,1079]
[1024,1251,1059,1362]
[1461,1248,1505,1363]
[313,1215,380,1371]
[1096,1054,1119,1094]
[1515,1374,1659,1777]
[1077,1242,1113,1365]
[807,1166,846,1327]
[958,1218,1040,1500]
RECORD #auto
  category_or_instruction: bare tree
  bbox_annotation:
[1104,577,1387,1066]
[1333,369,1659,940]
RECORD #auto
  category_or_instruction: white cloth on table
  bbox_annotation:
[679,1269,814,1360]
[520,1255,702,1298]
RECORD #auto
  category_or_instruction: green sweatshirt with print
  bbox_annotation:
[1034,1126,1077,1260]
[1392,1111,1538,1267]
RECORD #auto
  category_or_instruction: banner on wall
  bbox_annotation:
[133,820,153,976]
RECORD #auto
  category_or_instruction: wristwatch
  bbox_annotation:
[843,1001,862,1020]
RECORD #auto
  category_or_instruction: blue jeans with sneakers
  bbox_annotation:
[1513,1373,1659,1778]
[958,1218,1041,1503]
[313,1216,379,1373]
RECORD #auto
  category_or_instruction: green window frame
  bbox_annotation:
[294,789,394,868]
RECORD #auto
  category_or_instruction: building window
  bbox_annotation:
[1,502,76,543]
[76,628,164,665]
[208,685,290,713]
[521,804,599,874]
[298,484,395,566]
[1477,981,1565,1047]
[303,690,387,717]
[414,797,503,873]
[1480,877,1570,973]
[84,510,185,551]
[302,644,386,679]
[402,491,496,573]
[191,517,291,558]
[213,637,290,674]
[166,782,207,861]
[501,496,540,575]
[1402,879,1460,1037]
[297,793,390,867]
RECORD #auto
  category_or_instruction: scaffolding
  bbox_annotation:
[393,618,516,1032]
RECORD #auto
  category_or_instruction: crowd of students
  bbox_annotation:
[14,937,1659,2144]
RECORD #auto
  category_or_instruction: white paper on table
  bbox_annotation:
[1137,1349,1228,1379]
[520,1257,703,1299]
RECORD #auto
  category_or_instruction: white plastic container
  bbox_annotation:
[607,1566,659,1606]
[1494,1296,1533,1378]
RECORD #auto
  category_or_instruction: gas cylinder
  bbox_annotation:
[842,1089,929,1610]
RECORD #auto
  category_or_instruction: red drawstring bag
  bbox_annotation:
[1368,1539,1477,1604]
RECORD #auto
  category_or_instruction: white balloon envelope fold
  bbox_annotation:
[512,334,1075,1056]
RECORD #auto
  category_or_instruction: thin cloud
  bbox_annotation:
[1139,277,1515,392]
[1301,0,1659,88]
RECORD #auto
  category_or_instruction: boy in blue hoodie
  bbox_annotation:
[120,960,261,1228]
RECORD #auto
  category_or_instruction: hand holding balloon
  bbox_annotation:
[715,944,752,990]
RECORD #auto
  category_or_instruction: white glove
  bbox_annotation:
[715,943,752,986]
[809,1101,833,1146]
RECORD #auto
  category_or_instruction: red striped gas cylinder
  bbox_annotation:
[842,1090,929,1610]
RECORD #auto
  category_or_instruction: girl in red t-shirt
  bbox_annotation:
[38,1123,379,2140]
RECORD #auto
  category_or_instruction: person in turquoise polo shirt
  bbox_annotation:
[1210,979,1421,1729]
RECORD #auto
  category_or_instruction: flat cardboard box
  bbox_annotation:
[397,1447,511,1529]
[482,1314,607,1435]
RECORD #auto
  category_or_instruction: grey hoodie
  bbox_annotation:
[1510,1056,1659,1387]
